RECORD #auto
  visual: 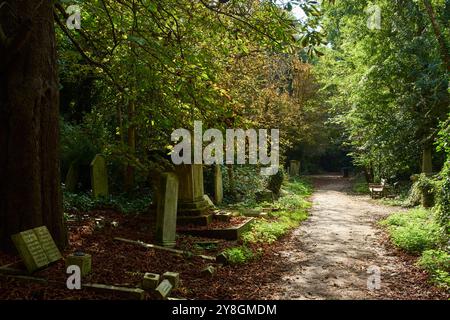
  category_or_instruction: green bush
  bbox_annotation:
[223,246,254,265]
[406,174,436,208]
[242,179,310,244]
[435,163,450,232]
[417,249,450,289]
[63,191,152,214]
[351,175,370,194]
[381,208,443,253]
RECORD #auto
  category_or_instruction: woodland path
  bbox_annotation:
[263,174,448,300]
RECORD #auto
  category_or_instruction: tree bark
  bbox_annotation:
[0,0,67,250]
[422,0,450,72]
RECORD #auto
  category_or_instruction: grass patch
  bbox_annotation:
[222,246,255,265]
[380,208,443,253]
[242,178,312,245]
[381,207,449,289]
[417,249,450,289]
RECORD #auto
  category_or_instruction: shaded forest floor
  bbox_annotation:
[0,175,448,300]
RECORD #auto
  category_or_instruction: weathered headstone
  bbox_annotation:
[175,164,211,225]
[214,164,223,205]
[142,273,160,291]
[155,279,173,300]
[156,173,179,247]
[65,162,79,192]
[90,154,109,198]
[11,230,49,273]
[65,252,92,276]
[255,190,274,203]
[289,160,300,177]
[33,226,62,263]
[162,271,180,289]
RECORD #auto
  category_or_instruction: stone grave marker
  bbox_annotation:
[34,226,62,263]
[65,162,78,192]
[155,279,173,300]
[11,226,63,273]
[66,252,92,276]
[11,230,50,273]
[162,271,180,289]
[289,160,301,177]
[90,154,109,198]
[142,273,160,291]
[214,164,223,205]
[156,173,179,247]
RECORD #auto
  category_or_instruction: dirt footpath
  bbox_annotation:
[264,174,448,300]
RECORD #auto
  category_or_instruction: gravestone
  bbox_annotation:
[175,164,211,225]
[214,165,223,205]
[33,226,62,263]
[90,154,109,198]
[155,279,173,300]
[156,173,179,247]
[162,271,180,289]
[65,162,79,192]
[142,273,160,291]
[65,252,92,276]
[289,160,301,177]
[11,226,62,273]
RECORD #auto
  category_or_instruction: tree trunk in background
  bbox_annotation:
[124,99,136,192]
[423,0,450,72]
[422,146,433,175]
[227,164,236,199]
[0,0,67,250]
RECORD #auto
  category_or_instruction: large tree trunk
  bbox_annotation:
[0,0,67,250]
[422,0,450,72]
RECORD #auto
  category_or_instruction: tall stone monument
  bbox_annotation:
[175,164,212,225]
[289,160,301,177]
[155,173,179,247]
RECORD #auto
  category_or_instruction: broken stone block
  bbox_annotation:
[201,265,216,277]
[203,194,215,208]
[155,279,173,300]
[162,271,180,289]
[214,212,232,222]
[65,252,92,277]
[142,273,160,291]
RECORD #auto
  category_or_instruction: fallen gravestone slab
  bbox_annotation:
[201,265,216,277]
[113,237,216,261]
[11,226,62,273]
[83,283,145,300]
[162,271,180,289]
[155,279,173,300]
[33,226,62,263]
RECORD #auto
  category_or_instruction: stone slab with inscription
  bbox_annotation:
[11,226,62,273]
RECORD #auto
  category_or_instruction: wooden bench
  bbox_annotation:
[368,179,392,199]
